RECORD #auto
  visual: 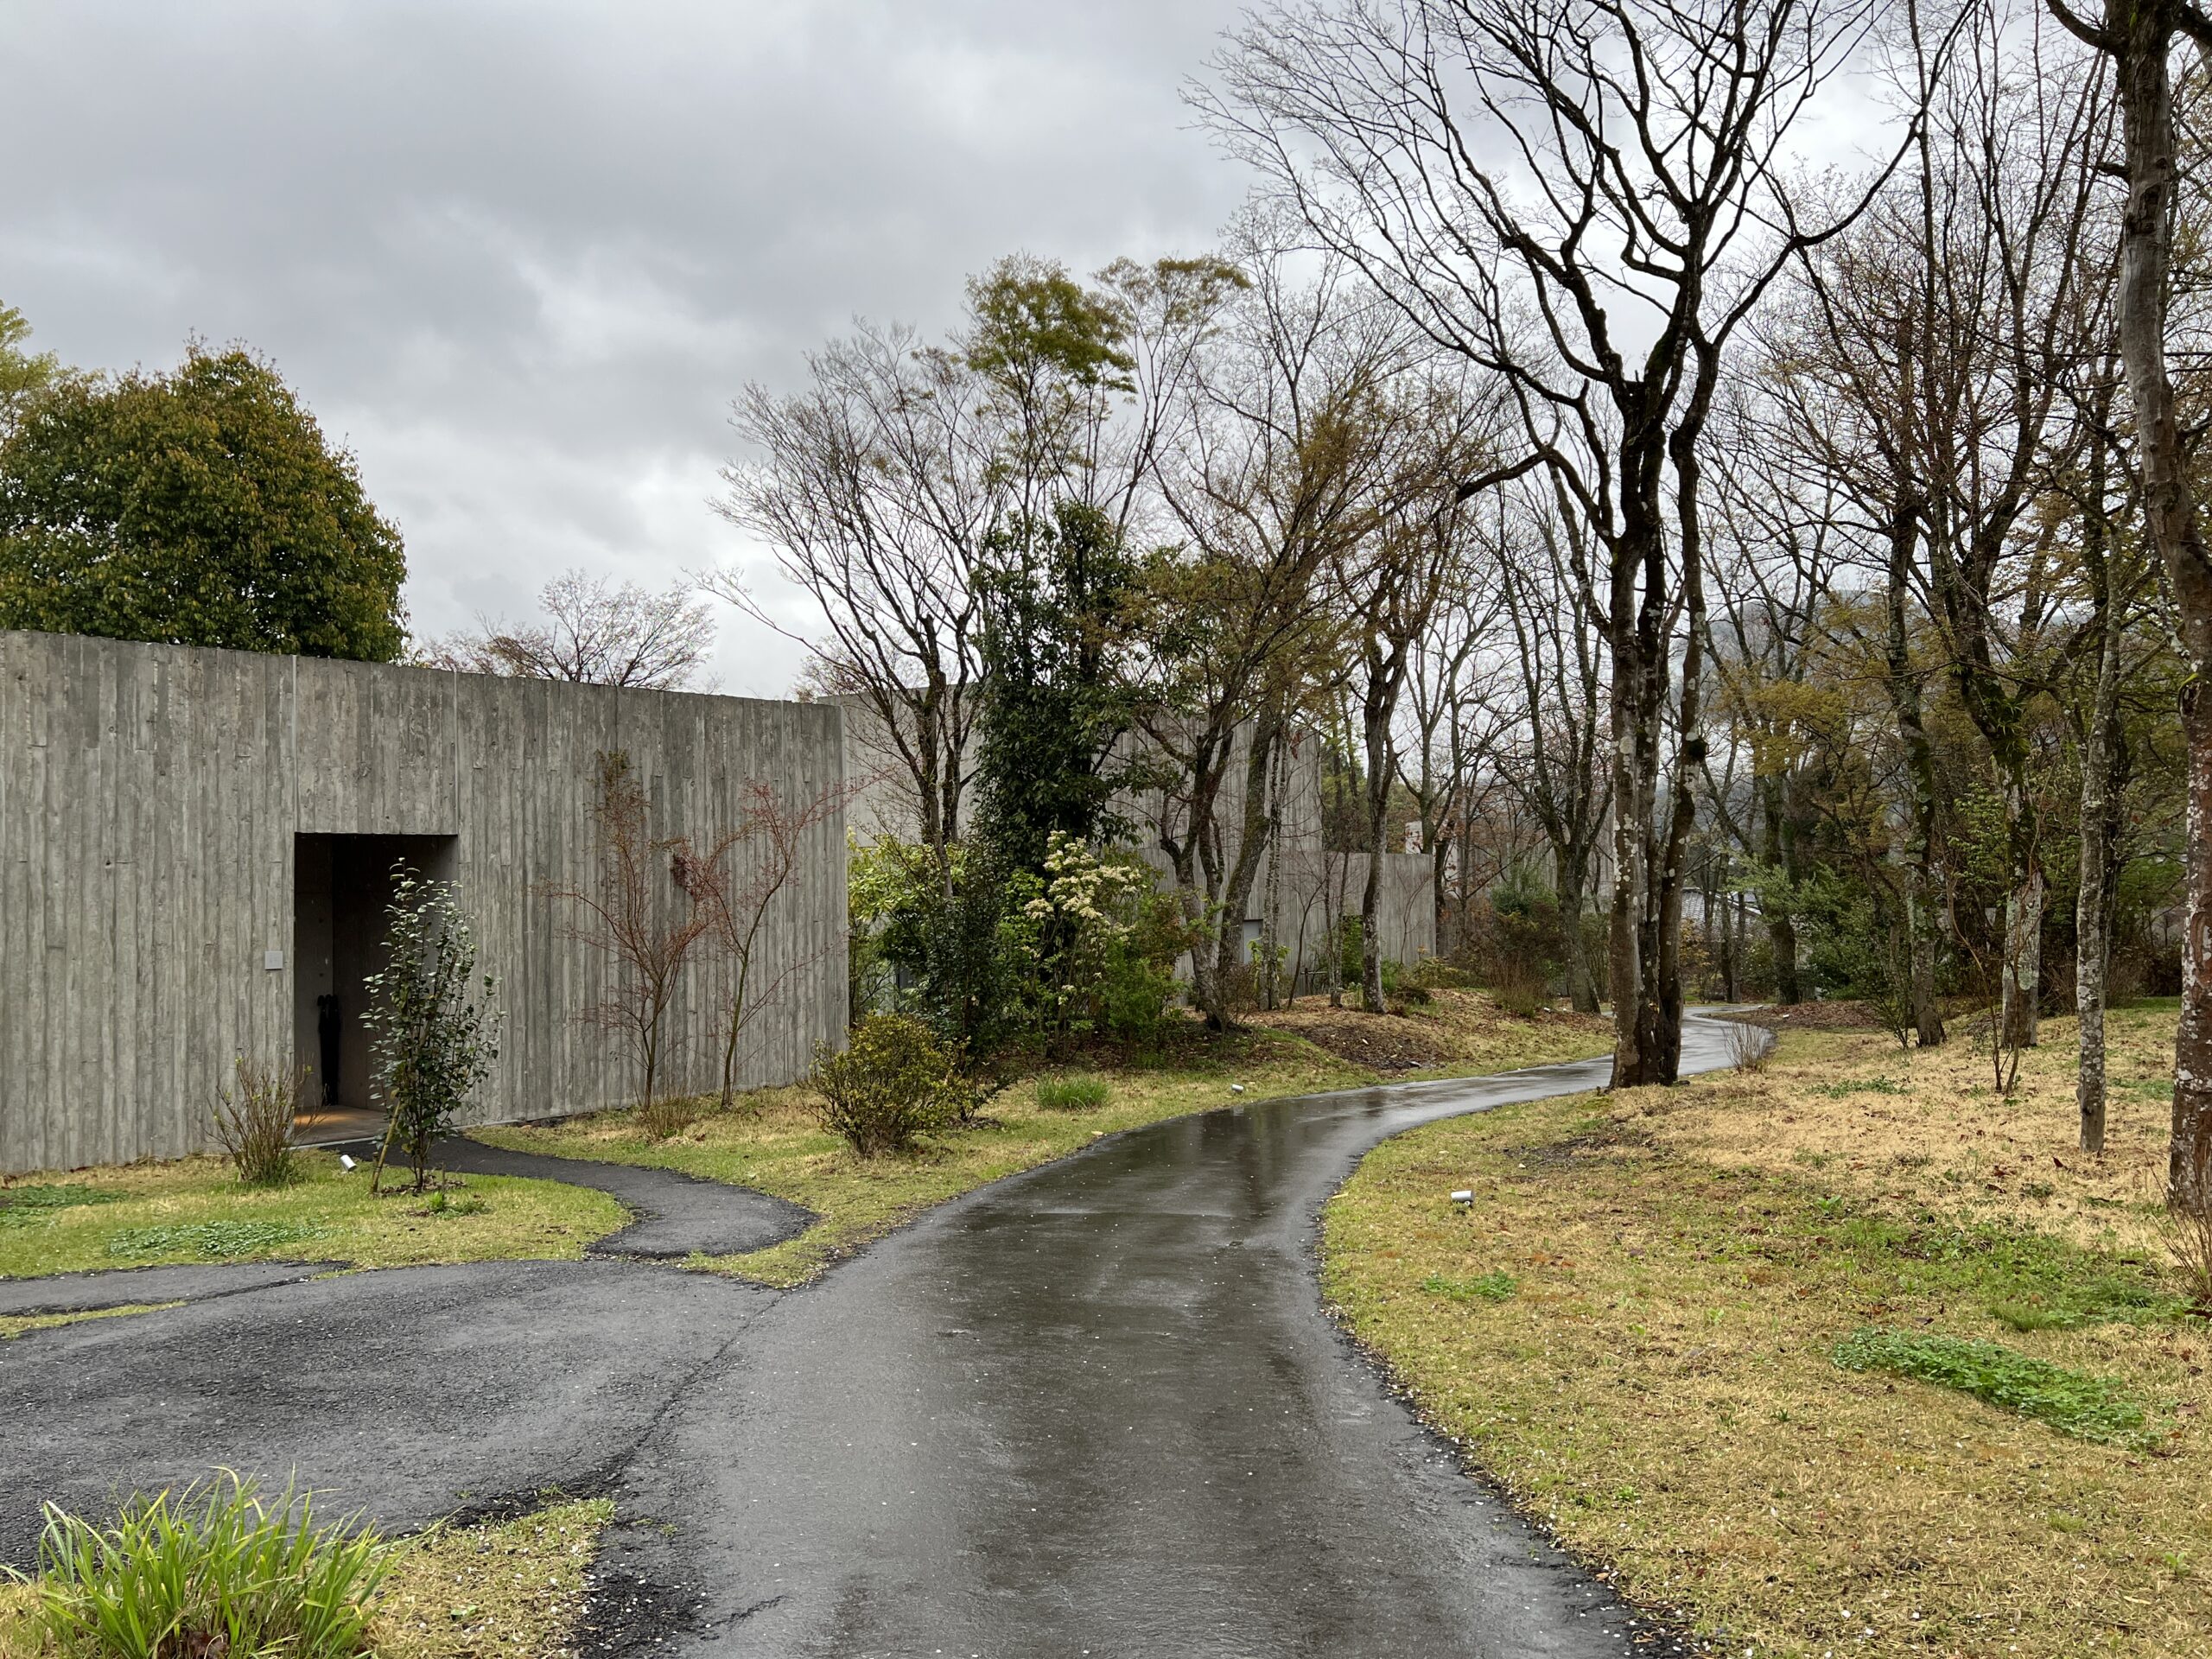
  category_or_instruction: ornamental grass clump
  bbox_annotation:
[20,1472,390,1659]
[209,1058,304,1188]
[1034,1076,1109,1112]
[808,1014,957,1156]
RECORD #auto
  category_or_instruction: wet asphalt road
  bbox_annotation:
[2,1015,1744,1658]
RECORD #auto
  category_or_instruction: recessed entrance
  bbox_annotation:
[292,833,459,1143]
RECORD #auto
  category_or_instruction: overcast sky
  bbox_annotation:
[2,1,1253,695]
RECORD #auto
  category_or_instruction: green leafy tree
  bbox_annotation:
[363,868,501,1194]
[0,343,406,658]
[0,302,61,436]
[972,499,1138,874]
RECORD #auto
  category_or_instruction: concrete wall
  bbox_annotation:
[0,629,848,1173]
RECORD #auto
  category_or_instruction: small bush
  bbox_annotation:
[1035,1076,1109,1113]
[23,1471,390,1659]
[636,1095,696,1141]
[211,1058,304,1188]
[1491,958,1548,1020]
[1723,1019,1770,1074]
[808,1014,957,1156]
[2164,1196,2212,1313]
[1403,957,1471,993]
[1832,1325,2149,1445]
[418,1190,489,1217]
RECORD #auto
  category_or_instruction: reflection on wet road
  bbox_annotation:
[617,1014,1743,1656]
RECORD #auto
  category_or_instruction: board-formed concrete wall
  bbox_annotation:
[0,629,848,1173]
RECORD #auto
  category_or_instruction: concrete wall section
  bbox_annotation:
[0,630,848,1174]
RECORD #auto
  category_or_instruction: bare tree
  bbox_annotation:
[1138,226,1446,1026]
[675,779,850,1114]
[2048,0,2212,1208]
[1338,380,1497,1011]
[711,325,995,855]
[420,569,716,690]
[1487,490,1614,1013]
[1205,0,1903,1084]
[543,751,710,1135]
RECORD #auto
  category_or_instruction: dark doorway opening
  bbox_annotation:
[293,833,459,1141]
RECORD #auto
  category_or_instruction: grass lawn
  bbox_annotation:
[0,1153,628,1281]
[1325,1001,2209,1658]
[0,1498,611,1659]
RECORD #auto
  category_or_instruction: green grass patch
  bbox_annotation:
[105,1220,321,1261]
[1034,1076,1110,1112]
[0,1154,626,1278]
[1833,1325,2150,1446]
[0,1186,123,1226]
[1811,1075,1907,1097]
[0,1304,176,1342]
[1421,1269,1518,1303]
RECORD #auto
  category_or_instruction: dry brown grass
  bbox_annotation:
[368,1499,610,1659]
[1326,1001,2209,1658]
[1658,1002,2177,1259]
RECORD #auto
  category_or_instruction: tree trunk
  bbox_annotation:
[1760,781,1802,1006]
[2076,629,2126,1154]
[1204,710,1284,1029]
[2178,683,2212,1205]
[2078,0,2212,1210]
[1999,774,2044,1052]
[1885,492,1946,1046]
[1360,679,1397,1014]
[1559,851,1600,1014]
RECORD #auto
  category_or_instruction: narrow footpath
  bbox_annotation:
[0,1016,1744,1657]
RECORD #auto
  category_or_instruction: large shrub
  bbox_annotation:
[23,1473,389,1659]
[809,1014,958,1156]
[849,836,1011,1047]
[1001,832,1191,1044]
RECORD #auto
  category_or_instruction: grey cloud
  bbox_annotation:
[1,0,1249,692]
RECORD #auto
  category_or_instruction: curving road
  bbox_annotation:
[0,1015,1744,1657]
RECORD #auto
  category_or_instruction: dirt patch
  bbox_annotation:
[1718,999,1891,1031]
[1247,1007,1452,1071]
[1250,988,1612,1075]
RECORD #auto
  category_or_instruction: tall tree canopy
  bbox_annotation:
[0,344,407,661]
